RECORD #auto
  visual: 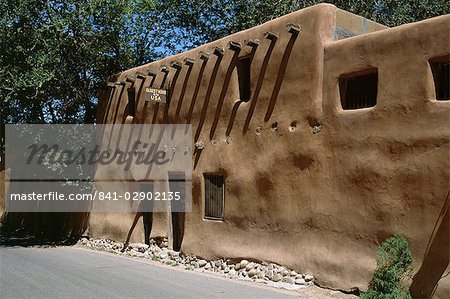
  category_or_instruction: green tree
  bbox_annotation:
[362,235,413,299]
[1,0,449,126]
[230,0,450,33]
[0,0,158,124]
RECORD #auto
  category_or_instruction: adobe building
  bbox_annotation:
[92,4,449,297]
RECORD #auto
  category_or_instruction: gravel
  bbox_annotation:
[77,237,315,290]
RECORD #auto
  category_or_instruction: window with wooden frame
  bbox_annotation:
[204,174,224,220]
[429,56,450,101]
[339,69,378,110]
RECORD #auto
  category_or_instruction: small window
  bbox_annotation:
[237,57,251,102]
[127,87,136,116]
[339,70,377,110]
[204,174,224,220]
[430,56,449,101]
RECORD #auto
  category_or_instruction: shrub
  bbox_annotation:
[361,235,413,299]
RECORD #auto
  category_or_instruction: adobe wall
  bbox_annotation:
[92,3,449,295]
[322,14,450,296]
[92,2,340,251]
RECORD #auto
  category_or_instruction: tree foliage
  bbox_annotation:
[231,0,450,32]
[1,0,157,124]
[362,235,413,299]
[1,0,449,125]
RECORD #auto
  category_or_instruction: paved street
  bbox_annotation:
[0,246,300,299]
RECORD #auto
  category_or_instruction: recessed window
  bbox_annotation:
[204,174,224,220]
[430,56,449,101]
[339,69,378,110]
[237,57,251,102]
[127,87,136,116]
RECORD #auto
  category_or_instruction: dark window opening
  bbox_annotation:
[169,172,186,251]
[339,70,378,110]
[127,87,136,116]
[430,57,449,101]
[204,174,224,220]
[237,57,251,102]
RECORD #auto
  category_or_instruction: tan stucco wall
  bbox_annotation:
[92,3,450,295]
[322,14,450,296]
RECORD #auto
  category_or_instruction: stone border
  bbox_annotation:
[77,237,314,290]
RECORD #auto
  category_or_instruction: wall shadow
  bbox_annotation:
[151,70,170,125]
[115,82,136,149]
[243,37,277,134]
[410,192,450,298]
[123,184,154,248]
[264,31,298,122]
[162,66,182,123]
[147,70,170,142]
[1,212,89,244]
[225,45,258,136]
[106,84,126,150]
[193,148,203,170]
[174,63,194,124]
[134,77,147,122]
[226,101,243,136]
[102,87,116,124]
[209,50,241,140]
[136,75,157,141]
[186,57,208,130]
[112,84,126,125]
[195,51,223,142]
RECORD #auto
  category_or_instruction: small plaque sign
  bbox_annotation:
[145,88,169,103]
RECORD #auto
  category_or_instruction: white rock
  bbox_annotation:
[257,271,265,279]
[305,274,314,282]
[282,277,294,284]
[245,262,255,271]
[240,260,249,268]
[290,270,297,276]
[228,268,237,277]
[198,259,207,267]
[295,278,306,285]
[247,269,257,277]
[168,250,179,258]
[204,263,211,270]
[157,252,168,259]
[272,273,283,282]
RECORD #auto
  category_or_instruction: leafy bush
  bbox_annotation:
[361,235,413,299]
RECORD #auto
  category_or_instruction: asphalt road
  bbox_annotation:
[0,246,300,299]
